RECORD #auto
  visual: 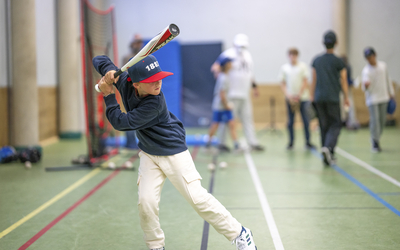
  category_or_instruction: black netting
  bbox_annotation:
[81,0,118,159]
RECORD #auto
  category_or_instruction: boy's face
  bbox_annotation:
[134,80,162,97]
[366,54,377,66]
[289,53,298,64]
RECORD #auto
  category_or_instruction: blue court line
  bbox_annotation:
[311,149,400,217]
[200,153,218,250]
[377,192,400,196]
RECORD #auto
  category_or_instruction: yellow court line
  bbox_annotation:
[0,168,101,239]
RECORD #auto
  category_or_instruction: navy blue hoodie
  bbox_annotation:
[93,55,187,156]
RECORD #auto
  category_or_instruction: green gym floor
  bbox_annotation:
[1,128,400,250]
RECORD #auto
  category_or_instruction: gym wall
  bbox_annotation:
[252,84,400,128]
[36,0,58,142]
[111,0,333,84]
[348,0,400,86]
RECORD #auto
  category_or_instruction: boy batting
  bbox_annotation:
[93,55,257,250]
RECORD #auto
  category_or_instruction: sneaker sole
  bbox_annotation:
[371,148,379,153]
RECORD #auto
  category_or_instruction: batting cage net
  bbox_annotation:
[80,0,120,162]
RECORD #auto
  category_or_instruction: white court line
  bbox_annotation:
[336,147,400,188]
[244,151,285,250]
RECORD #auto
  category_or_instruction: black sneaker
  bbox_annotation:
[305,142,316,150]
[371,140,381,153]
[251,145,265,151]
[286,143,293,150]
[218,144,231,153]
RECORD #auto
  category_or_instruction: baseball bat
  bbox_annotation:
[95,23,180,92]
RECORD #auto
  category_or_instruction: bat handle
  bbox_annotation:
[114,69,123,78]
[95,69,123,93]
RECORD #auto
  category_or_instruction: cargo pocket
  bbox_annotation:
[183,171,207,205]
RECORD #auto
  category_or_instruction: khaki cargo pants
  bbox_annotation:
[137,150,241,249]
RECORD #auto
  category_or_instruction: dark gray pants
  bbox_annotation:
[368,102,388,143]
[314,102,342,151]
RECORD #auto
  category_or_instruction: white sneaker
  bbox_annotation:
[150,247,164,250]
[233,226,257,250]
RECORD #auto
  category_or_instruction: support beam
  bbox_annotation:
[10,0,39,148]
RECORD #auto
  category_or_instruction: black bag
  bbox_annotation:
[19,148,42,163]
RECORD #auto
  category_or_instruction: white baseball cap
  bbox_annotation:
[233,33,249,48]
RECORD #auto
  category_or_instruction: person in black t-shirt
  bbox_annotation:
[310,30,349,166]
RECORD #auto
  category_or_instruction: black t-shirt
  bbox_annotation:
[312,53,345,103]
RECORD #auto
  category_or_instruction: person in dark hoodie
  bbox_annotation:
[92,55,257,250]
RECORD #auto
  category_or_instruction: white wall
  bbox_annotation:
[348,0,400,85]
[0,0,57,88]
[112,0,334,84]
[0,0,7,87]
[35,0,57,86]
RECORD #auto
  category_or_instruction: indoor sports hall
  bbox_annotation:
[1,1,399,250]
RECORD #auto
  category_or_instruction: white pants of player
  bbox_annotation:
[219,98,259,146]
[137,150,241,249]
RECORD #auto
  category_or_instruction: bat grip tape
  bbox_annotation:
[114,69,123,78]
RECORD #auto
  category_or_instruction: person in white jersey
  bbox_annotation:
[361,47,395,152]
[211,34,264,152]
[279,48,315,150]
